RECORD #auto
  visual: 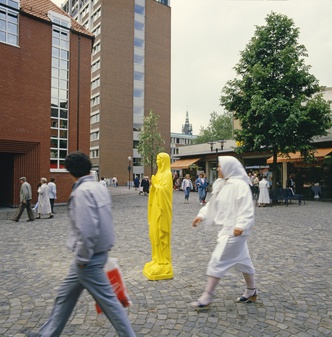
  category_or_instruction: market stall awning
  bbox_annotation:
[171,157,201,169]
[266,148,332,164]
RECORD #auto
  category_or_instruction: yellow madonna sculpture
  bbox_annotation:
[143,152,173,280]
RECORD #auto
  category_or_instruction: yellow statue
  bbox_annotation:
[143,152,173,280]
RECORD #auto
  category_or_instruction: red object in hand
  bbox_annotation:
[95,258,132,314]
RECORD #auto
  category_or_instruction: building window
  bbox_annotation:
[91,94,100,107]
[133,157,142,166]
[134,54,144,65]
[92,7,101,22]
[91,112,100,124]
[134,20,144,31]
[92,23,101,37]
[92,59,100,72]
[134,4,145,15]
[134,88,144,98]
[49,11,71,171]
[90,130,99,141]
[91,76,100,90]
[134,70,144,81]
[92,41,100,55]
[134,37,144,48]
[90,148,99,158]
[0,1,19,46]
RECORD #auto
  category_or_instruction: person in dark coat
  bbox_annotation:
[141,176,150,196]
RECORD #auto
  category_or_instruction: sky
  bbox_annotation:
[51,0,332,134]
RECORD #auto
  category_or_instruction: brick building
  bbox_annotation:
[62,0,171,185]
[0,0,93,206]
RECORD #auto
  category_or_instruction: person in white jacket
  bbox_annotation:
[191,156,257,309]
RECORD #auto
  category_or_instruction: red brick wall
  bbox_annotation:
[0,13,93,206]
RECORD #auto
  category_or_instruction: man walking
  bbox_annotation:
[48,178,57,214]
[28,151,136,337]
[12,177,34,222]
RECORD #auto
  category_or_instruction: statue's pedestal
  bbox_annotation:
[142,261,173,280]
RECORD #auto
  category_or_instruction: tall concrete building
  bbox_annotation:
[62,0,171,184]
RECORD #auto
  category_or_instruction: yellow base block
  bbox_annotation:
[142,262,173,281]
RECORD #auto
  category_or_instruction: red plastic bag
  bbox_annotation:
[95,258,132,314]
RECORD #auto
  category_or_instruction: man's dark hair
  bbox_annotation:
[64,151,92,178]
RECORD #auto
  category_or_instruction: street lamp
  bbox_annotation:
[128,156,132,190]
[209,140,226,166]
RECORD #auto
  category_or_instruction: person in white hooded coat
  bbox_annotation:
[36,178,53,219]
[191,156,257,308]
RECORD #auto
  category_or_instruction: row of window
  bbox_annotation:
[49,11,71,171]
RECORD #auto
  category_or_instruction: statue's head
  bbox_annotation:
[157,152,171,172]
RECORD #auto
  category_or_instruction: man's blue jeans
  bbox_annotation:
[38,252,136,337]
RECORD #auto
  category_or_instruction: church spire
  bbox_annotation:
[182,110,193,135]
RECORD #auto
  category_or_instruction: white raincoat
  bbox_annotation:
[37,183,52,214]
[196,156,255,278]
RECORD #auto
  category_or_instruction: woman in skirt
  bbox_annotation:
[191,156,257,308]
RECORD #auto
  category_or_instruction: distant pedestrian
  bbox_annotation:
[99,177,107,188]
[48,178,57,214]
[257,175,270,207]
[112,176,118,187]
[252,174,259,203]
[11,177,34,222]
[134,175,140,190]
[141,176,150,196]
[36,178,53,219]
[181,174,193,203]
[196,173,208,205]
[27,151,137,337]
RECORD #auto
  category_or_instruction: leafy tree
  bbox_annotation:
[137,110,165,176]
[194,111,233,144]
[220,12,331,191]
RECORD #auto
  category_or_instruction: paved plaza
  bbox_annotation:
[1,187,332,337]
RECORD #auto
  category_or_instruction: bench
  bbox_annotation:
[273,188,304,205]
[284,188,305,205]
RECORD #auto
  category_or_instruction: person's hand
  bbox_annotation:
[192,217,202,227]
[233,228,243,236]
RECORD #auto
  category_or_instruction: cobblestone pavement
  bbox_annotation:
[1,187,332,337]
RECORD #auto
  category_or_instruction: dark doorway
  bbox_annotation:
[0,153,14,206]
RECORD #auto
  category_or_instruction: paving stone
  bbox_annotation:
[1,187,332,336]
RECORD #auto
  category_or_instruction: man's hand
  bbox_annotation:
[233,228,243,237]
[192,217,202,227]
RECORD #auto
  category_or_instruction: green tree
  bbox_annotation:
[194,111,233,144]
[220,12,331,192]
[137,110,165,176]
